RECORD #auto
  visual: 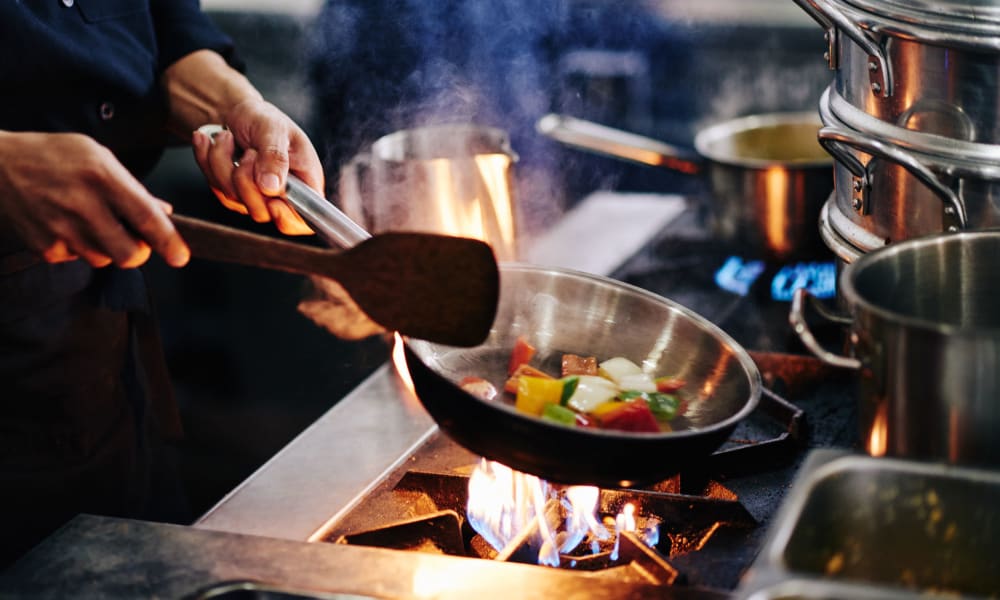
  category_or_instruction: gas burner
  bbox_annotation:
[328,468,756,589]
[319,384,805,592]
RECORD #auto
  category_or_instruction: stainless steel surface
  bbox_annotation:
[338,124,520,261]
[2,514,693,600]
[818,88,1000,252]
[404,262,762,486]
[794,0,1000,136]
[818,124,967,233]
[817,196,868,264]
[196,365,437,540]
[788,288,859,370]
[799,231,1000,466]
[538,112,833,261]
[736,450,1000,599]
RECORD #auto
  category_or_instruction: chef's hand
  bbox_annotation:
[297,276,387,341]
[0,130,189,268]
[190,98,323,236]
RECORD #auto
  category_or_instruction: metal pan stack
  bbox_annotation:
[794,0,1000,266]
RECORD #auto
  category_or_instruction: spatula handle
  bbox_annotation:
[285,174,371,248]
[194,124,372,248]
[170,214,338,278]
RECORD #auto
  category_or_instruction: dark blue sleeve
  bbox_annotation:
[150,0,242,72]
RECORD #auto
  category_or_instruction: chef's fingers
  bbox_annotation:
[202,129,241,209]
[266,198,313,236]
[104,167,189,267]
[249,122,291,197]
[39,239,84,264]
[231,149,271,223]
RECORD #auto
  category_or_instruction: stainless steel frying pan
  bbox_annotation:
[403,264,762,487]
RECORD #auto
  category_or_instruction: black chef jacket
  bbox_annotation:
[0,0,237,565]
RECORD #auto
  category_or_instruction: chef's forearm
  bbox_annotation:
[161,49,263,139]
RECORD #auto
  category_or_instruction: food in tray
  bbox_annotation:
[458,336,687,433]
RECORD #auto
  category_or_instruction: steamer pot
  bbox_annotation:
[790,230,1000,468]
[817,87,1000,254]
[793,0,1000,143]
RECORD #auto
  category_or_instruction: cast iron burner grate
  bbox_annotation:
[320,385,805,592]
[329,467,756,589]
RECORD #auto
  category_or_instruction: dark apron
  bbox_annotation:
[0,247,182,565]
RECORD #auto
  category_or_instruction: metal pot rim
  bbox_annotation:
[834,0,1000,51]
[693,111,833,169]
[839,230,1000,335]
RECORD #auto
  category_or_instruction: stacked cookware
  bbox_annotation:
[794,0,1000,261]
[791,0,1000,468]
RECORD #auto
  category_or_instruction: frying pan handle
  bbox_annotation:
[817,126,968,231]
[789,288,861,370]
[195,124,371,249]
[536,113,702,175]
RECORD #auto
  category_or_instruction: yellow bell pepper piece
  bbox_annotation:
[590,400,627,418]
[516,376,565,416]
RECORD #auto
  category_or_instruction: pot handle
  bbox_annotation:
[817,126,968,231]
[789,288,861,370]
[791,0,892,97]
[536,113,703,175]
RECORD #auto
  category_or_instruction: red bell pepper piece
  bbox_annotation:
[655,377,686,393]
[597,401,661,433]
[507,335,537,376]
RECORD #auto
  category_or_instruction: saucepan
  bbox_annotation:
[403,263,762,487]
[790,230,1000,468]
[537,112,834,262]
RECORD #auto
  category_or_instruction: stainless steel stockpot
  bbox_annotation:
[791,230,1000,468]
[794,0,1000,143]
[816,86,1000,255]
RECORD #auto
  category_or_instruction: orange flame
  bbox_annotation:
[467,460,658,566]
[391,333,415,394]
[867,401,888,457]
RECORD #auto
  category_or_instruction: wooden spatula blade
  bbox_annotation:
[170,214,500,347]
[330,233,500,347]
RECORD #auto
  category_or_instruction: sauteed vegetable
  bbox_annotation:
[459,336,688,433]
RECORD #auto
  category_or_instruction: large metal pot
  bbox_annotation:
[537,112,834,262]
[817,86,1000,257]
[404,263,762,487]
[790,230,1000,468]
[793,0,1000,143]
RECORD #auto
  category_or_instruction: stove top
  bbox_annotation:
[307,205,859,596]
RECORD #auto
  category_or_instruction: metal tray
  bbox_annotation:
[735,450,1000,599]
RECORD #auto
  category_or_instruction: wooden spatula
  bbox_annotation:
[171,214,499,347]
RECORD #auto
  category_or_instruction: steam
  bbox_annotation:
[301,1,829,239]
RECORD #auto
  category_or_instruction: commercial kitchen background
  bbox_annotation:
[144,0,829,518]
